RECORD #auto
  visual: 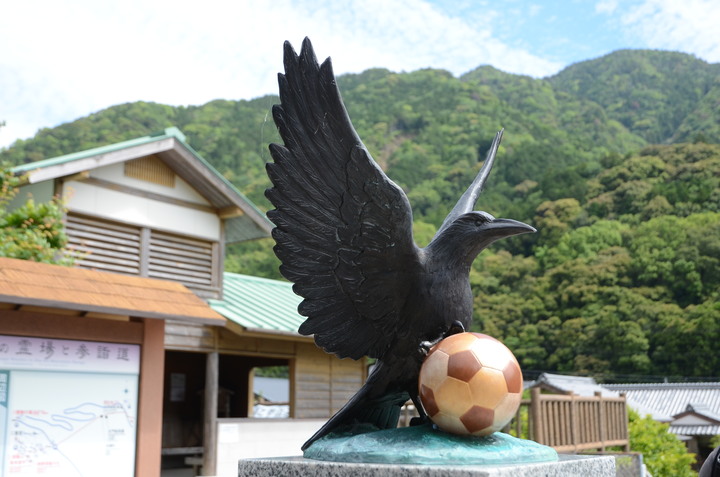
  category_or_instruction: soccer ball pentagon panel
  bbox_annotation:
[418,332,523,436]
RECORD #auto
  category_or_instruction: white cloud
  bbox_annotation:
[7,0,719,151]
[618,0,720,61]
[0,0,563,149]
[595,0,619,14]
[528,4,543,16]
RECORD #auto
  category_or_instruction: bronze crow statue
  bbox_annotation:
[266,38,535,450]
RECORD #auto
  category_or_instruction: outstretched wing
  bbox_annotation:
[266,38,419,360]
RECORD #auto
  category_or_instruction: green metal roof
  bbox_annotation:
[210,273,305,336]
[11,127,189,173]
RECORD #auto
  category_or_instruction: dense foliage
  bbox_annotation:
[2,49,719,380]
[475,142,720,379]
[0,165,71,263]
[627,409,697,477]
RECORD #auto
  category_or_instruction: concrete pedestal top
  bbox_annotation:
[238,454,615,476]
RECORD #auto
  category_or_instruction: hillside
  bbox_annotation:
[3,49,719,212]
[2,49,719,380]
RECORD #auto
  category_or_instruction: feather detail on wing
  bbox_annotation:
[266,38,419,360]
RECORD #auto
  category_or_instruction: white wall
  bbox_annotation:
[63,180,220,241]
[215,419,325,477]
[92,162,209,204]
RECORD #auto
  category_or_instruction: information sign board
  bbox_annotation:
[0,335,140,477]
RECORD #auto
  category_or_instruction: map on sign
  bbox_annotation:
[0,336,140,477]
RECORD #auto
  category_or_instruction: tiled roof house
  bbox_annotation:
[605,382,720,452]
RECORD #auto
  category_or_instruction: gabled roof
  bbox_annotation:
[680,402,720,422]
[673,403,720,425]
[670,404,720,436]
[528,373,619,397]
[0,257,225,324]
[209,273,308,339]
[605,382,720,419]
[11,127,273,243]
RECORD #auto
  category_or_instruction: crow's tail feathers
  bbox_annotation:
[300,363,409,451]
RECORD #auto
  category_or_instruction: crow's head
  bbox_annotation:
[458,211,535,246]
[428,211,535,267]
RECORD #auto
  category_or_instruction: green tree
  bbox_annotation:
[630,213,720,306]
[225,239,282,280]
[533,198,583,247]
[537,220,626,268]
[0,165,71,264]
[650,299,720,377]
[628,409,696,477]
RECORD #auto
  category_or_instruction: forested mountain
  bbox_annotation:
[2,49,718,380]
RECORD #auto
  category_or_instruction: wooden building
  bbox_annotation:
[6,128,367,476]
[10,127,270,300]
[167,273,367,475]
[0,256,225,477]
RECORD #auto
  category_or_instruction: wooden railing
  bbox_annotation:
[511,388,629,452]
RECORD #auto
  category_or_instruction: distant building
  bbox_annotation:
[606,382,720,463]
[527,372,620,397]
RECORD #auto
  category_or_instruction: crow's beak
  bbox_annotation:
[484,218,536,238]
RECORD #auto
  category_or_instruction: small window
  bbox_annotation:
[252,366,290,419]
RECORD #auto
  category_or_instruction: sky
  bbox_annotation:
[1,0,719,149]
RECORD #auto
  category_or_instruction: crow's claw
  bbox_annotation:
[418,341,433,357]
[443,320,465,338]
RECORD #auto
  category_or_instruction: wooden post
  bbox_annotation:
[211,238,222,293]
[247,368,255,417]
[135,318,165,477]
[288,357,297,418]
[595,391,606,452]
[139,227,151,277]
[620,392,630,451]
[530,387,542,443]
[202,351,219,476]
[569,392,577,452]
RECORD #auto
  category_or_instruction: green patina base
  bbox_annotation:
[303,424,558,465]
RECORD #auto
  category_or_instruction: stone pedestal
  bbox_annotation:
[238,454,615,476]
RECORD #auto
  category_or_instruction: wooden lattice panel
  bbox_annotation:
[124,155,175,187]
[66,214,142,275]
[148,230,214,290]
[65,213,220,298]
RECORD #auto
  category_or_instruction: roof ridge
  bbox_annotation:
[606,382,720,388]
[223,272,292,286]
[11,127,184,173]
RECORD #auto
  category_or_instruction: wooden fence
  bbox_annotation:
[511,388,629,452]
